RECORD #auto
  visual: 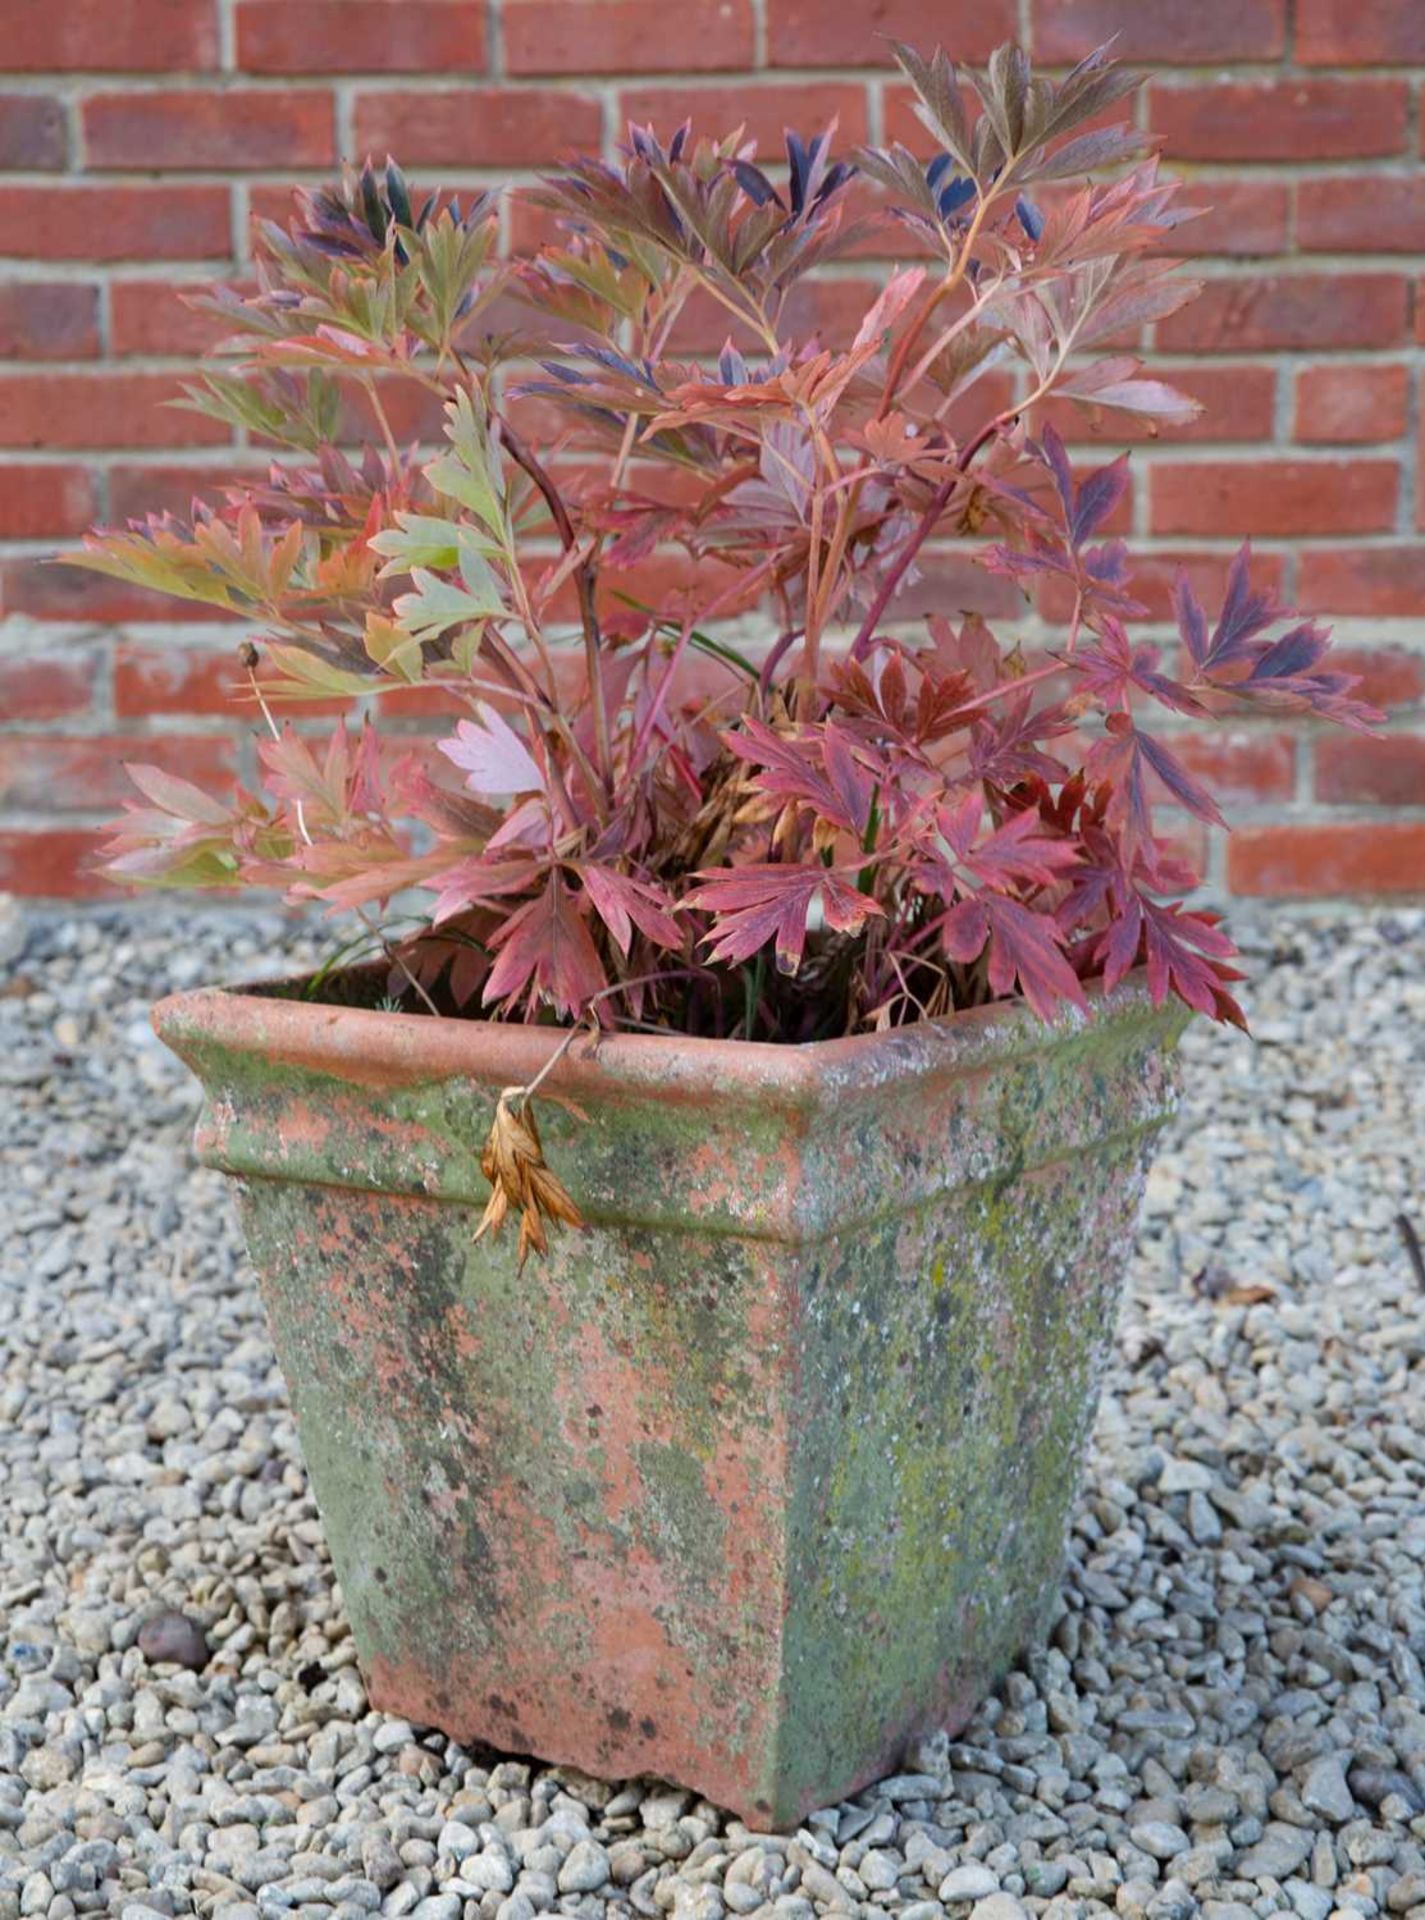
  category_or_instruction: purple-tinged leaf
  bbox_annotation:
[939,897,988,963]
[963,807,1081,891]
[1038,423,1076,525]
[1133,729,1226,828]
[1071,455,1129,548]
[981,895,1087,1021]
[1248,621,1327,683]
[1173,568,1209,669]
[1206,542,1278,670]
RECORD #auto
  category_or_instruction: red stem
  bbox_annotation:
[849,413,1011,663]
[497,414,611,786]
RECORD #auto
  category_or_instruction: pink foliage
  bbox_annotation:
[75,40,1377,1040]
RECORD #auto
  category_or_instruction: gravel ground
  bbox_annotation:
[3,901,1425,1920]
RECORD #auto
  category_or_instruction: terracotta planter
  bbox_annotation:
[154,973,1187,1828]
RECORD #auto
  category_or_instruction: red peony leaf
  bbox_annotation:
[483,869,607,1019]
[687,863,883,975]
[580,864,683,956]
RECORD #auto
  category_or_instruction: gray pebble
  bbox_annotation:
[969,1896,1028,1920]
[1299,1758,1355,1826]
[1132,1824,1191,1862]
[557,1842,611,1894]
[4,901,1425,1920]
[941,1866,1001,1902]
[1237,1825,1315,1883]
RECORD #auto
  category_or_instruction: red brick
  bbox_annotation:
[109,278,241,358]
[1298,547,1425,617]
[5,0,218,70]
[113,646,236,718]
[0,186,231,263]
[1147,80,1408,162]
[768,0,1016,67]
[84,90,334,172]
[0,285,101,362]
[1228,822,1425,896]
[1325,647,1425,710]
[0,830,111,900]
[502,194,569,258]
[0,735,236,813]
[353,88,602,167]
[0,466,99,539]
[248,184,307,231]
[1150,460,1397,537]
[1296,0,1425,64]
[0,651,98,723]
[505,0,754,75]
[1162,183,1290,259]
[1165,730,1296,803]
[108,462,268,524]
[1041,364,1278,447]
[0,95,68,170]
[1033,0,1285,61]
[237,0,486,73]
[1294,365,1409,445]
[2,557,246,624]
[0,374,229,452]
[619,82,868,154]
[1157,275,1408,354]
[1316,735,1425,807]
[114,642,360,720]
[1116,549,1289,625]
[1298,179,1425,256]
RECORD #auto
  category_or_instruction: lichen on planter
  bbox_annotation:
[154,976,1188,1827]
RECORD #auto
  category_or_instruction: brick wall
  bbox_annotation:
[1,0,1423,901]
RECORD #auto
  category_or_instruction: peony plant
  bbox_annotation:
[73,41,1375,1248]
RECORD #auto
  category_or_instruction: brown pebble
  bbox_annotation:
[136,1609,210,1671]
[1288,1576,1333,1615]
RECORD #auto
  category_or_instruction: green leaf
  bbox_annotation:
[425,387,506,535]
[363,616,426,683]
[416,210,497,347]
[259,642,375,698]
[394,565,504,642]
[370,513,473,575]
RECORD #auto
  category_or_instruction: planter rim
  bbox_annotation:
[153,964,1177,1110]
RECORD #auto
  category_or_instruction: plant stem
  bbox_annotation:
[508,966,700,1108]
[361,375,405,474]
[496,414,613,790]
[848,407,1016,662]
[876,192,995,419]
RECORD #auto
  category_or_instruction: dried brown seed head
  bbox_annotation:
[475,1090,584,1268]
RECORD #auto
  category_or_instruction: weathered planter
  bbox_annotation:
[154,973,1187,1827]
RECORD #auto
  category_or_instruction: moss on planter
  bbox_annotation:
[156,976,1187,1825]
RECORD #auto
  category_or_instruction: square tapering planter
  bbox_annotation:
[154,973,1187,1828]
